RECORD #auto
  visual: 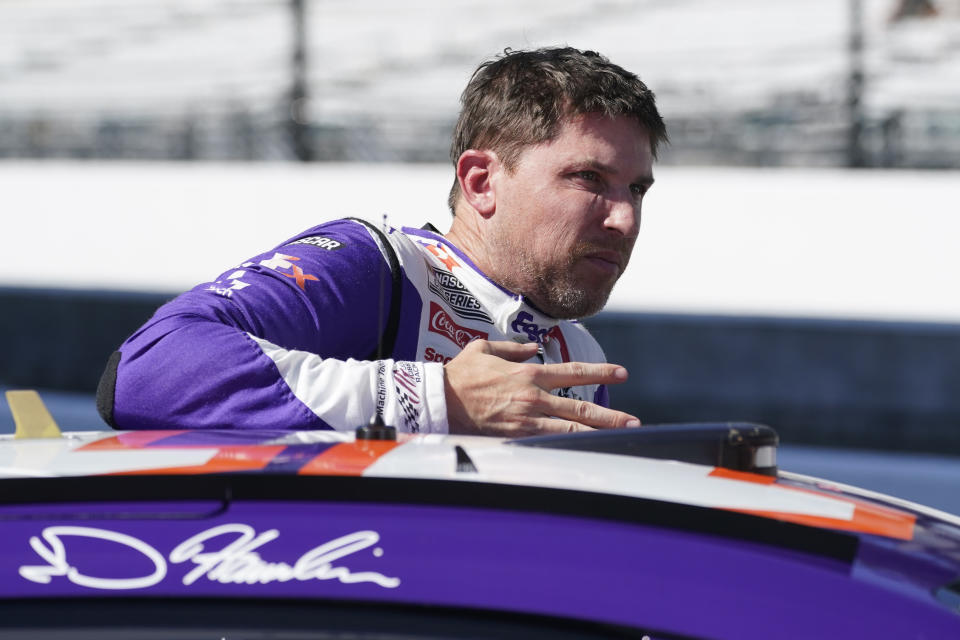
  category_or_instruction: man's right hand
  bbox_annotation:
[443,339,641,437]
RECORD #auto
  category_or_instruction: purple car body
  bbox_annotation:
[0,422,958,639]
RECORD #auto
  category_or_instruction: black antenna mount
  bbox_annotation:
[356,213,398,442]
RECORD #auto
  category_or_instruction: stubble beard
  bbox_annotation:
[490,235,627,320]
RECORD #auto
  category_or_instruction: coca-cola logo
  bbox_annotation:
[428,302,487,348]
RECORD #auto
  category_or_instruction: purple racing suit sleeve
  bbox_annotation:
[101,219,447,433]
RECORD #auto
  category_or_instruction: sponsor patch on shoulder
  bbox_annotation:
[288,236,345,251]
[427,266,493,324]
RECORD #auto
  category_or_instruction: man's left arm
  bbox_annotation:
[98,220,447,433]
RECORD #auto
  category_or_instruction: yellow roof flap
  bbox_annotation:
[6,390,62,439]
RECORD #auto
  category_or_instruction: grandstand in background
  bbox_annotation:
[1,0,959,167]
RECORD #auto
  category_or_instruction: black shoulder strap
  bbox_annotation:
[347,218,403,360]
[96,349,122,428]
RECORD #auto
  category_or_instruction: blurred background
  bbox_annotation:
[1,0,958,511]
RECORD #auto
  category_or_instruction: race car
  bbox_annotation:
[1,390,958,639]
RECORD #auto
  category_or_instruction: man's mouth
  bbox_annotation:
[582,251,622,275]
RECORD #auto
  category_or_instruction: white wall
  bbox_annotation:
[2,161,958,323]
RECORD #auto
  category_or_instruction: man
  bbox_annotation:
[97,46,667,436]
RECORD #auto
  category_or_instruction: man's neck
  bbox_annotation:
[443,213,491,278]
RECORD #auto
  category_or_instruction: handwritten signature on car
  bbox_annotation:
[19,524,401,590]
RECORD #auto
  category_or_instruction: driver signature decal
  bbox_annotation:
[19,524,400,590]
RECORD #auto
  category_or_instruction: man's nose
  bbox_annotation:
[603,194,640,238]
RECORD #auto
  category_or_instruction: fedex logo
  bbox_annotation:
[510,311,550,343]
[261,253,318,291]
[428,302,487,349]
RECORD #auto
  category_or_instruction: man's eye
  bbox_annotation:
[576,171,599,181]
[630,184,647,197]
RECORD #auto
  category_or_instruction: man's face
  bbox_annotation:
[486,113,654,319]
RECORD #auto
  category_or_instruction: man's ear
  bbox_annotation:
[456,150,498,218]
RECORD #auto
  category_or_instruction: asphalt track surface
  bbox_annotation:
[2,387,957,517]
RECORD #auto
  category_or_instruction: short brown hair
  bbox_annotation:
[448,46,668,213]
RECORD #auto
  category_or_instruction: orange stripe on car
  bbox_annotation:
[732,504,915,541]
[709,467,777,485]
[107,445,286,475]
[709,467,916,540]
[298,441,400,476]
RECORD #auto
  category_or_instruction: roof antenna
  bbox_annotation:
[356,213,397,441]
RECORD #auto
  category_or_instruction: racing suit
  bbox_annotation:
[97,218,610,433]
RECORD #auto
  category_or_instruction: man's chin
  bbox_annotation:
[533,285,613,320]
